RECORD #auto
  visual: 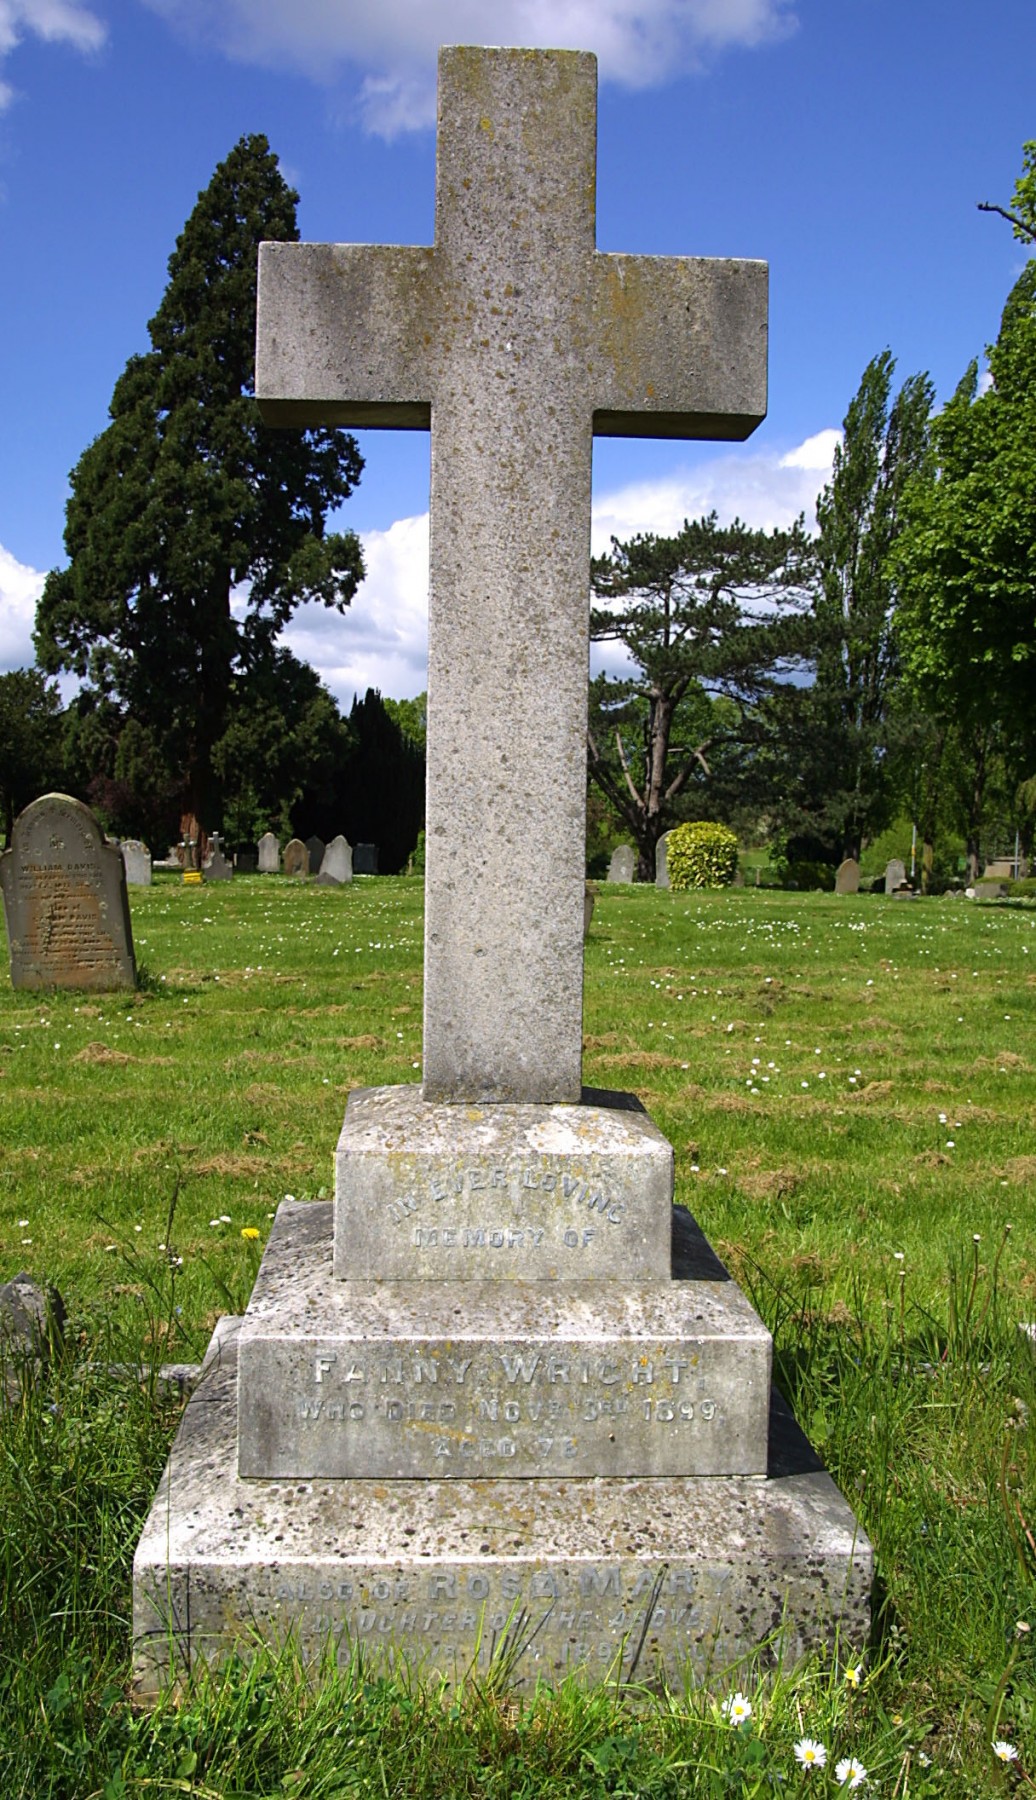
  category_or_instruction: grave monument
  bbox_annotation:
[121,840,153,887]
[133,45,869,1694]
[835,858,860,896]
[257,832,280,873]
[283,838,310,878]
[1,794,136,992]
[318,835,353,886]
[608,845,636,884]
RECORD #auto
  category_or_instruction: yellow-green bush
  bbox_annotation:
[666,821,739,890]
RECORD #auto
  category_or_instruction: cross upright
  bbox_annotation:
[257,45,767,1107]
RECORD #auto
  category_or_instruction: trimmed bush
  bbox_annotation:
[666,821,739,890]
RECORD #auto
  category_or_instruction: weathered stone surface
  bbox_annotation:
[203,836,233,882]
[238,1202,772,1479]
[974,880,1007,900]
[121,841,152,887]
[306,836,326,872]
[655,834,670,888]
[133,1323,871,1698]
[334,1087,674,1282]
[258,832,280,874]
[583,884,595,935]
[257,46,766,1107]
[283,839,309,878]
[0,794,136,990]
[235,848,258,873]
[0,1271,67,1405]
[318,835,353,886]
[884,859,907,895]
[354,844,379,875]
[834,858,860,895]
[608,846,635,884]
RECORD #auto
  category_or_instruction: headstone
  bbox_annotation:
[257,833,280,874]
[834,858,860,895]
[305,835,326,873]
[884,858,907,895]
[353,843,379,875]
[135,44,868,1699]
[121,840,152,887]
[983,858,1013,879]
[0,1272,66,1407]
[608,845,635,884]
[655,832,670,888]
[203,834,233,882]
[235,848,258,873]
[0,794,136,991]
[974,880,1008,900]
[282,839,309,878]
[317,836,353,886]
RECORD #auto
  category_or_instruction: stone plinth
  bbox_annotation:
[133,1324,871,1699]
[334,1087,674,1282]
[238,1203,772,1479]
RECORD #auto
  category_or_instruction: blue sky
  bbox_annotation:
[0,0,1032,703]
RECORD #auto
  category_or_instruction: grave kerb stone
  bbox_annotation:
[257,45,766,1103]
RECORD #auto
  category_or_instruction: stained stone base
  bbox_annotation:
[334,1086,675,1282]
[238,1203,772,1479]
[132,1322,871,1699]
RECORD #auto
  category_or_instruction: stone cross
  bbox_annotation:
[257,45,767,1105]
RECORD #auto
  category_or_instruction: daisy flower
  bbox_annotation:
[834,1755,868,1788]
[793,1737,827,1770]
[721,1691,752,1726]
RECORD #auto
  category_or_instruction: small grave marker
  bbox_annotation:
[835,857,860,895]
[608,845,636,883]
[121,840,152,887]
[282,839,309,878]
[317,836,353,886]
[257,833,280,874]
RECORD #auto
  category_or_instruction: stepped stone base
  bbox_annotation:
[132,1321,871,1698]
[238,1203,772,1479]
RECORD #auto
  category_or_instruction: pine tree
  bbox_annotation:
[35,135,364,848]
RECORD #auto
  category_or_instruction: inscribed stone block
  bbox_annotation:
[0,794,136,991]
[835,858,860,895]
[884,859,907,894]
[353,843,379,875]
[133,1323,871,1699]
[305,835,326,872]
[238,1202,772,1479]
[655,833,670,887]
[333,1086,673,1283]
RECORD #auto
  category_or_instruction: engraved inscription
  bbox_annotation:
[386,1163,626,1236]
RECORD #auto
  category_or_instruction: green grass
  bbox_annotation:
[2,876,1036,1796]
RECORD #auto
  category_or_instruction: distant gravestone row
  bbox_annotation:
[253,833,360,882]
[0,794,136,991]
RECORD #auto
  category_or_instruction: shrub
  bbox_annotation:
[666,821,739,890]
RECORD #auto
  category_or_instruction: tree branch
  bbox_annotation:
[614,726,643,807]
[977,201,1036,243]
[664,738,713,804]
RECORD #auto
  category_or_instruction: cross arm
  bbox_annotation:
[256,242,437,429]
[591,253,768,440]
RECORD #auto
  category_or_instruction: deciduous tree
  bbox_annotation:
[588,514,814,880]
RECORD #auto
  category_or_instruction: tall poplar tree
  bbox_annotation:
[35,135,364,847]
[787,353,933,863]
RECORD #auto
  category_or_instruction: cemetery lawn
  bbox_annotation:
[1,876,1035,1797]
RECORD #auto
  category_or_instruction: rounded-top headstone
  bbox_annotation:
[121,840,153,887]
[835,858,860,895]
[0,794,136,990]
[884,858,907,895]
[257,832,280,874]
[655,832,671,888]
[283,839,310,878]
[608,845,635,883]
[317,835,353,886]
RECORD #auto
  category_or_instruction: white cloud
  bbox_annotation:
[0,0,105,109]
[0,541,45,670]
[282,429,834,704]
[141,0,797,136]
[279,511,430,708]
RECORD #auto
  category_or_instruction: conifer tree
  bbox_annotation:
[36,135,364,847]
